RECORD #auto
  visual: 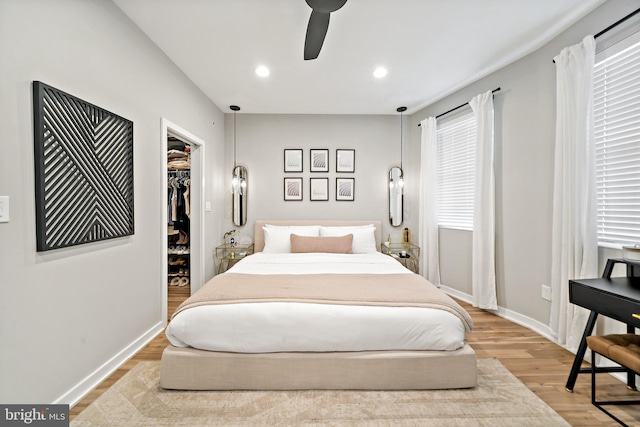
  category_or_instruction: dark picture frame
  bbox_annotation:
[336,178,355,201]
[32,81,134,251]
[284,149,303,172]
[336,149,355,173]
[284,177,303,201]
[310,178,329,201]
[310,149,329,172]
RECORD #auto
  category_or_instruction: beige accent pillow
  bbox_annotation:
[290,234,353,254]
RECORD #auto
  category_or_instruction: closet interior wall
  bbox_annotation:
[167,136,191,297]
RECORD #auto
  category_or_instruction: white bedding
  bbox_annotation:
[227,252,414,275]
[166,252,466,352]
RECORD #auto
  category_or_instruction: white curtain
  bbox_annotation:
[550,36,598,351]
[469,91,497,310]
[419,117,440,285]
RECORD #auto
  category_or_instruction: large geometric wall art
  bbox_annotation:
[32,81,134,251]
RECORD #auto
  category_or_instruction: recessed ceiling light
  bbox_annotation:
[255,65,270,77]
[373,67,388,78]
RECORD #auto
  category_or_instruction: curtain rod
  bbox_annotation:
[552,7,640,63]
[418,87,501,126]
[595,7,640,39]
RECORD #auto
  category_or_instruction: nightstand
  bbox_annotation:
[381,242,420,274]
[215,243,254,274]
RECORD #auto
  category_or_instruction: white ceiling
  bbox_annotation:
[113,0,605,115]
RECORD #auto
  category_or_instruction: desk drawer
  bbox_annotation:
[571,282,640,328]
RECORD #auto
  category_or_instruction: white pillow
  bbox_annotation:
[319,225,377,254]
[262,225,321,253]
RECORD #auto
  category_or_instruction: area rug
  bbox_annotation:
[71,358,569,426]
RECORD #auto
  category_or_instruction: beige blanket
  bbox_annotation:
[173,273,473,332]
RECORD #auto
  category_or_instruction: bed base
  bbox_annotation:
[160,344,477,390]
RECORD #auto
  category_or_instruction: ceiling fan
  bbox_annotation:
[304,0,348,60]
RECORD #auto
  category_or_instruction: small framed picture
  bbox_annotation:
[336,149,355,173]
[284,149,303,172]
[310,178,329,201]
[336,178,355,201]
[310,149,329,172]
[284,177,303,201]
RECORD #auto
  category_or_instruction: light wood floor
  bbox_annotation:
[70,286,640,425]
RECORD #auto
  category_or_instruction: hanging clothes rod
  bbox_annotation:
[552,7,640,63]
[418,87,501,126]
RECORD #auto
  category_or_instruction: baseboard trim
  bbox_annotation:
[54,321,164,408]
[440,285,557,343]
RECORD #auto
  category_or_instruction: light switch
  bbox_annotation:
[205,201,212,212]
[0,196,9,223]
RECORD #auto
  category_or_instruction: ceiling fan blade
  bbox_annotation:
[304,10,330,60]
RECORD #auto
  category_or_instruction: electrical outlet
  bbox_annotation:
[0,196,9,223]
[541,284,551,301]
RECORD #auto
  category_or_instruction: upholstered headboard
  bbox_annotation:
[254,220,382,252]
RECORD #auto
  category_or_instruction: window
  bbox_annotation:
[437,111,476,230]
[595,34,640,246]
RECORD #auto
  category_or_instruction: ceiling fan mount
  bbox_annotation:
[304,0,348,60]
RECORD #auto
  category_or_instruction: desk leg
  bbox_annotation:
[626,324,637,390]
[565,311,598,392]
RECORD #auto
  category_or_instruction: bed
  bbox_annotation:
[160,220,477,390]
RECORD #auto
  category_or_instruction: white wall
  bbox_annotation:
[0,0,225,404]
[221,113,409,244]
[408,0,640,330]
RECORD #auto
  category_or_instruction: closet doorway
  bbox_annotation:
[161,118,204,325]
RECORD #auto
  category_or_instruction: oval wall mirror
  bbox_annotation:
[389,166,404,226]
[232,165,248,226]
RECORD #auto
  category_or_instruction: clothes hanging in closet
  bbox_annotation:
[168,174,191,229]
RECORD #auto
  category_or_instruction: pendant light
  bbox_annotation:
[389,106,405,226]
[230,105,247,226]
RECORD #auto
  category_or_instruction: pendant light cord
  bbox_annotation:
[400,110,403,170]
[397,106,407,170]
[230,105,240,168]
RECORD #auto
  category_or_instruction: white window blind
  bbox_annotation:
[437,111,476,230]
[595,34,640,246]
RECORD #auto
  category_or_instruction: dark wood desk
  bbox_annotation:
[566,258,640,391]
